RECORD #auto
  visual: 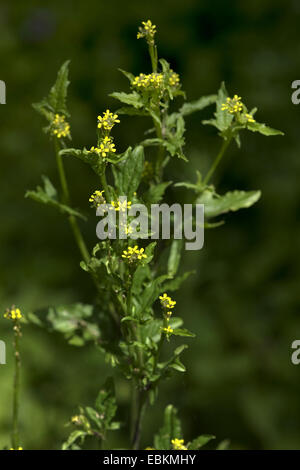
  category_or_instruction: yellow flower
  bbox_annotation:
[132,72,163,90]
[10,447,23,450]
[145,446,156,450]
[169,71,180,87]
[89,136,116,158]
[244,113,256,123]
[137,20,156,44]
[162,325,173,335]
[97,110,120,131]
[122,245,147,263]
[71,415,82,425]
[221,95,243,114]
[159,293,176,309]
[89,190,106,208]
[51,114,71,139]
[4,306,22,321]
[109,200,132,212]
[171,438,187,450]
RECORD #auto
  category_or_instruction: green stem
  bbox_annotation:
[12,323,21,449]
[101,168,110,201]
[148,44,157,73]
[54,139,90,264]
[131,390,147,450]
[203,137,232,185]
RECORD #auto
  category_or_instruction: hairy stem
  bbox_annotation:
[203,137,232,185]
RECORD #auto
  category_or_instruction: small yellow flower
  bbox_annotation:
[145,447,156,450]
[221,95,243,114]
[171,438,187,450]
[4,306,22,321]
[71,415,82,425]
[244,113,256,123]
[122,245,147,263]
[89,136,116,158]
[120,223,133,235]
[132,72,163,90]
[162,325,173,335]
[10,447,23,450]
[159,293,176,309]
[137,20,156,44]
[97,110,120,131]
[51,114,71,139]
[110,200,132,212]
[169,71,180,87]
[89,190,106,208]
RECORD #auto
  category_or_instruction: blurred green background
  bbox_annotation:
[1,0,300,450]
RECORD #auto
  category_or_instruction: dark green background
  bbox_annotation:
[1,0,300,449]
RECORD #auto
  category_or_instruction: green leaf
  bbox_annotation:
[217,439,230,450]
[33,60,70,119]
[117,107,148,117]
[136,275,170,317]
[162,271,194,292]
[29,303,100,346]
[144,182,171,204]
[188,434,216,450]
[112,145,144,197]
[215,82,233,132]
[180,94,217,116]
[154,405,183,450]
[118,68,135,82]
[167,239,183,277]
[172,328,195,338]
[48,60,70,115]
[203,82,233,134]
[60,147,108,176]
[95,377,120,431]
[110,91,143,108]
[25,175,86,220]
[247,121,284,136]
[197,188,261,218]
[62,430,87,450]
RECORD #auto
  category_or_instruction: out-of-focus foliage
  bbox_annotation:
[0,0,300,450]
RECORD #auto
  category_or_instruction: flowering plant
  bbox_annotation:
[5,20,283,450]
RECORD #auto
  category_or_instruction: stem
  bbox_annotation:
[203,137,232,186]
[148,44,157,73]
[101,168,110,201]
[131,390,147,450]
[12,323,21,449]
[54,139,90,264]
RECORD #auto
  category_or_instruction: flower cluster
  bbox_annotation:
[4,306,22,321]
[97,110,120,131]
[132,72,163,90]
[51,114,70,139]
[171,438,187,450]
[221,95,243,114]
[122,245,147,263]
[110,199,132,212]
[137,20,156,45]
[89,136,116,158]
[221,94,256,125]
[89,190,106,208]
[159,293,176,310]
[159,293,176,337]
[169,71,180,87]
